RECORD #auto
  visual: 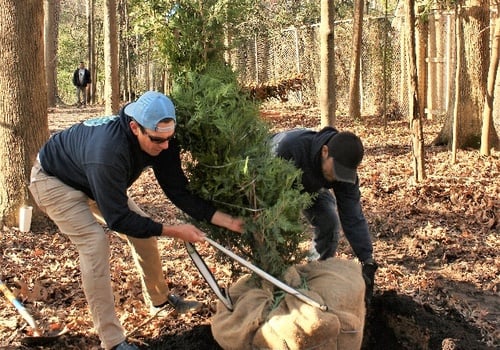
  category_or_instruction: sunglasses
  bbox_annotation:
[142,129,175,144]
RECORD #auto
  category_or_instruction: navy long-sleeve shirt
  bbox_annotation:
[38,108,216,238]
[271,127,372,260]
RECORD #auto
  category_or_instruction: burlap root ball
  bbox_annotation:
[212,258,366,350]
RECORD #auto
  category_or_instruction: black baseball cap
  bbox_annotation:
[327,131,364,184]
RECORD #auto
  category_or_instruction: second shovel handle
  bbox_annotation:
[0,279,40,332]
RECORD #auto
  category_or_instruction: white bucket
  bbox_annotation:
[19,205,33,232]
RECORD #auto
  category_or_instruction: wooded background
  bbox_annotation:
[52,1,500,129]
[0,2,498,348]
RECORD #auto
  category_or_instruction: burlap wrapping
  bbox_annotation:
[211,258,365,350]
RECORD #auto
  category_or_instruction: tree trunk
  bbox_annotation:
[145,39,151,90]
[44,0,61,107]
[406,0,425,181]
[104,0,119,114]
[480,14,500,155]
[452,5,462,163]
[435,0,489,149]
[348,0,364,120]
[319,0,336,127]
[0,0,48,226]
[416,6,428,121]
[87,0,97,104]
[120,0,132,102]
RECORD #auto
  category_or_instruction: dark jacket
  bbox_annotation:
[38,108,216,238]
[271,127,370,245]
[72,68,91,87]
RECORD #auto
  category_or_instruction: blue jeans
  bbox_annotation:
[303,189,341,260]
[304,189,373,262]
[76,86,87,105]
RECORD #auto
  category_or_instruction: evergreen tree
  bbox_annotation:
[135,0,313,279]
[172,64,312,278]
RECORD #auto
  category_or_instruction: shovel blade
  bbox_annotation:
[20,326,69,346]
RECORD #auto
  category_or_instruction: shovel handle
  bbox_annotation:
[0,279,40,333]
[205,237,328,311]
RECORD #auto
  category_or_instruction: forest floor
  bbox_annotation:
[0,102,498,350]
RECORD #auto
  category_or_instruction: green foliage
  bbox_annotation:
[267,0,321,28]
[129,0,254,75]
[161,1,225,74]
[130,1,312,279]
[172,64,312,279]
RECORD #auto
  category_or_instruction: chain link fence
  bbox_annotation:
[233,15,407,117]
[233,8,499,135]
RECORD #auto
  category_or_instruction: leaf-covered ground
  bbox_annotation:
[0,103,498,349]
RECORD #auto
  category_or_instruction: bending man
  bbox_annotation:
[29,91,244,350]
[271,127,377,305]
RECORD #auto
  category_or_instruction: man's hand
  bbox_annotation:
[225,216,245,233]
[162,224,206,243]
[211,211,245,234]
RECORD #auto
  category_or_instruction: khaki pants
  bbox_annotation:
[29,159,169,349]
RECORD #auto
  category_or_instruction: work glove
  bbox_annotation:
[362,259,378,307]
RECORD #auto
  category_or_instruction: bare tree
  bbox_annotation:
[87,0,97,104]
[44,0,61,107]
[348,0,364,120]
[451,4,462,163]
[415,6,428,122]
[480,13,500,155]
[405,0,425,181]
[319,0,336,127]
[0,0,48,226]
[104,0,119,114]
[435,0,490,149]
[119,0,133,102]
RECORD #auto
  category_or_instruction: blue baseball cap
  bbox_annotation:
[124,91,176,132]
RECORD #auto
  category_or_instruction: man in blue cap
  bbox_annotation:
[29,91,244,350]
[271,127,378,306]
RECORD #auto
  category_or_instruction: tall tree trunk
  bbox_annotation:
[348,0,364,120]
[0,0,48,226]
[480,14,500,155]
[86,0,93,104]
[435,0,489,149]
[104,0,119,114]
[452,4,462,163]
[120,0,132,102]
[416,6,428,121]
[145,39,151,90]
[44,0,61,107]
[406,0,425,181]
[319,0,336,127]
[88,0,97,104]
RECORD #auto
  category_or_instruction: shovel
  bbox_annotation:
[0,279,69,346]
[187,237,328,311]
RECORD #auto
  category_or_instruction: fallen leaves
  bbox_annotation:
[0,104,498,349]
